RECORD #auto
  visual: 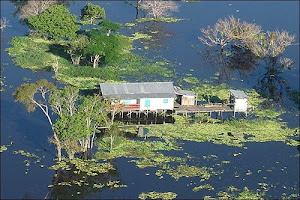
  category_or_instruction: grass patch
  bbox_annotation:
[7,36,173,89]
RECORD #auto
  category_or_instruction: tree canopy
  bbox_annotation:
[67,34,90,65]
[84,29,132,68]
[81,2,106,24]
[27,5,80,39]
[99,19,122,36]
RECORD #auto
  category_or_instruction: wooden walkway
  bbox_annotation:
[174,102,233,115]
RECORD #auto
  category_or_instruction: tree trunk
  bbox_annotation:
[53,132,62,161]
[93,55,101,68]
[110,134,114,152]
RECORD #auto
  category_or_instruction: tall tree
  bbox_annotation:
[81,2,106,24]
[67,34,90,65]
[84,30,132,68]
[13,79,62,161]
[140,0,179,19]
[27,5,80,39]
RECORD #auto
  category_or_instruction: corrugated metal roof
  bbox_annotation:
[100,82,176,99]
[174,86,195,97]
[229,90,248,99]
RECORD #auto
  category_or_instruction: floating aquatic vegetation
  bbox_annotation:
[0,145,7,152]
[136,17,183,23]
[161,164,211,181]
[132,154,185,169]
[148,116,298,147]
[96,136,176,160]
[138,191,177,200]
[124,23,136,27]
[193,184,214,192]
[218,187,264,199]
[131,33,152,40]
[106,180,127,188]
[24,160,30,167]
[49,158,115,177]
[93,183,105,188]
[246,170,252,175]
[13,150,40,159]
[69,158,115,176]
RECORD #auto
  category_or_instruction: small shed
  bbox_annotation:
[229,90,248,113]
[174,86,196,106]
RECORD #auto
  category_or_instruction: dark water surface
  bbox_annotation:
[1,1,299,199]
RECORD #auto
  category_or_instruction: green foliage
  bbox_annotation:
[183,77,199,85]
[67,34,89,58]
[54,114,92,141]
[13,79,56,112]
[85,29,132,66]
[193,83,230,103]
[81,3,106,24]
[99,19,121,33]
[27,5,80,39]
[138,191,177,200]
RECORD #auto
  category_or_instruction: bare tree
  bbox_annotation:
[140,0,179,19]
[279,57,294,70]
[247,30,296,58]
[199,15,262,52]
[0,18,10,31]
[20,0,57,19]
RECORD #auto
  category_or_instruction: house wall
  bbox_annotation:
[139,98,174,111]
[234,98,247,112]
[181,96,196,106]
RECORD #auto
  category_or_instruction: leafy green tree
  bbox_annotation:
[53,92,109,159]
[81,2,106,24]
[99,19,121,36]
[67,34,90,65]
[13,79,63,161]
[85,30,132,68]
[27,5,80,39]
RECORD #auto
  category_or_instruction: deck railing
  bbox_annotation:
[120,104,140,110]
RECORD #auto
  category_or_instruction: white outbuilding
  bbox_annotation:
[229,90,248,115]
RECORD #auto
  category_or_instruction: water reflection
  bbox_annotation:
[136,21,175,51]
[45,162,120,199]
[200,44,294,104]
[254,57,293,103]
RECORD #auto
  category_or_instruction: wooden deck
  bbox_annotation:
[174,102,233,114]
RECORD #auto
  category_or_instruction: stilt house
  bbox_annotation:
[99,82,176,111]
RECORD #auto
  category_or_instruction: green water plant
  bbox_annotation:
[138,191,177,200]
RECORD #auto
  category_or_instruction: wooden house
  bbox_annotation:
[229,90,248,114]
[99,82,176,111]
[174,86,196,106]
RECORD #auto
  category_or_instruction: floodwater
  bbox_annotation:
[1,1,299,199]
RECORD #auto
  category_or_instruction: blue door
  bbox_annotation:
[145,99,150,107]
